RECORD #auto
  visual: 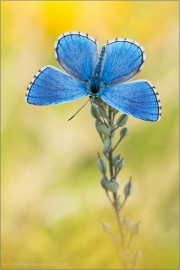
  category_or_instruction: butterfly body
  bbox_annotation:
[26,31,162,121]
[82,48,104,104]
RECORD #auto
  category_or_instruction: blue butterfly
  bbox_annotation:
[25,31,162,121]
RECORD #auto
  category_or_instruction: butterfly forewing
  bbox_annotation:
[101,38,145,85]
[55,31,98,82]
[26,66,87,105]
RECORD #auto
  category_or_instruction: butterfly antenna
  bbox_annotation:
[68,99,90,121]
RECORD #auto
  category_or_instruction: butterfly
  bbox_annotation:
[25,31,162,121]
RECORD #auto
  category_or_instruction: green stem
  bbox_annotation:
[112,136,123,152]
[108,106,125,248]
[115,167,121,178]
[113,192,125,248]
[108,106,114,179]
[119,196,128,211]
[111,125,119,132]
[127,233,133,249]
[105,190,114,206]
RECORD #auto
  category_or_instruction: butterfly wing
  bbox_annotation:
[100,80,162,121]
[25,66,87,105]
[54,31,98,81]
[101,38,145,85]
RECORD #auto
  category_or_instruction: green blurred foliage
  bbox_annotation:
[2,1,179,269]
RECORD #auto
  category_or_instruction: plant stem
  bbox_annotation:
[108,106,114,178]
[113,192,125,248]
[111,125,119,132]
[119,196,128,211]
[108,105,125,248]
[105,190,114,206]
[127,234,133,249]
[112,136,123,152]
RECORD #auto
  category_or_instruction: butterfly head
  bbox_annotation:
[91,84,99,94]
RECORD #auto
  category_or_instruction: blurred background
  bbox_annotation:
[2,1,179,269]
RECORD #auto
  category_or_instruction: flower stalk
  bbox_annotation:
[91,98,142,269]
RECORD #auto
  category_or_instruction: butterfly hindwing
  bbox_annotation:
[26,66,87,105]
[101,38,145,85]
[100,80,162,121]
[54,31,98,82]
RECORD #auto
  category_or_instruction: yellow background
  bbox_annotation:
[2,1,179,269]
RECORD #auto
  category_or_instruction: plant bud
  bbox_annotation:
[115,158,125,170]
[104,132,114,141]
[97,157,107,175]
[103,138,111,154]
[112,154,121,166]
[90,104,101,120]
[94,119,102,129]
[96,123,111,135]
[106,179,119,192]
[98,104,108,118]
[101,100,107,108]
[103,134,109,141]
[121,217,133,230]
[130,221,140,236]
[93,98,100,105]
[119,249,132,264]
[113,108,119,115]
[131,250,142,267]
[116,114,128,127]
[102,222,112,234]
[120,126,129,139]
[124,178,132,197]
[100,176,108,190]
